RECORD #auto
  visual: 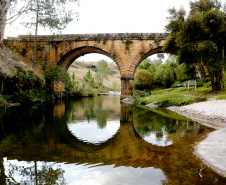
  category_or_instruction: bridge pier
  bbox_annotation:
[121,76,134,99]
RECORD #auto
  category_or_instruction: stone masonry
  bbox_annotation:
[4,33,169,97]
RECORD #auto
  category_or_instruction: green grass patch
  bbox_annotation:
[137,87,211,107]
[137,92,206,107]
[216,95,226,100]
[137,86,226,107]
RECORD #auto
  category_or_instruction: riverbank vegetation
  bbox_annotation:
[0,46,120,106]
[136,86,226,107]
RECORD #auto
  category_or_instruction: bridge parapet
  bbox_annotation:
[5,33,168,42]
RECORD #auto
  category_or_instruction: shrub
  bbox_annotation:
[45,66,70,88]
[171,80,181,87]
[203,81,211,88]
[133,90,148,98]
[0,95,8,106]
[134,69,153,90]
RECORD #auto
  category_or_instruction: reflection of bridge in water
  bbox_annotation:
[59,104,174,167]
[2,103,222,184]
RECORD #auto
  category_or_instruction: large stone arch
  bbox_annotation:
[58,46,111,69]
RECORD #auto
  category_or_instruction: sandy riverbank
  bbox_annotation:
[168,100,226,177]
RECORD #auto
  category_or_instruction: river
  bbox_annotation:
[0,95,225,185]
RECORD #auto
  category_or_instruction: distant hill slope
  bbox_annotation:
[68,61,121,88]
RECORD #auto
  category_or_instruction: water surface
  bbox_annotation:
[0,96,225,185]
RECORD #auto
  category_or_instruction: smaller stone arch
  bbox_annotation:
[129,47,164,77]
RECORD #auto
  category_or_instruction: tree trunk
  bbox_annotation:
[222,44,225,89]
[0,0,11,48]
[210,71,222,91]
[33,0,39,69]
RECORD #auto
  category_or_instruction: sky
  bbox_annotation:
[5,0,225,62]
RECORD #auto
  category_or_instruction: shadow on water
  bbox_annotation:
[0,96,225,185]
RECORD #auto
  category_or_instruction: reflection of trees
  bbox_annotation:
[0,158,6,185]
[5,161,65,185]
[133,106,203,144]
[66,96,120,124]
[95,109,114,129]
[81,97,115,129]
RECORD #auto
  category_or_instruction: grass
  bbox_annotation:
[136,87,226,107]
[216,95,226,100]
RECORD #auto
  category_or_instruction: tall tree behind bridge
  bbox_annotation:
[23,0,79,69]
[164,0,225,91]
[95,59,110,87]
[0,0,79,67]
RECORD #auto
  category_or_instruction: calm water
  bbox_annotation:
[0,95,225,185]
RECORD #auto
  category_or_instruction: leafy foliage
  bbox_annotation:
[95,59,109,86]
[164,0,226,91]
[45,65,70,87]
[83,70,95,88]
[135,54,196,90]
[134,69,153,90]
[8,0,79,68]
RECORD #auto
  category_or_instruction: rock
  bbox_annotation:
[120,98,135,104]
[146,102,158,109]
[6,103,20,107]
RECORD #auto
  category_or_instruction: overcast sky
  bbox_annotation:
[5,0,225,62]
[6,0,193,36]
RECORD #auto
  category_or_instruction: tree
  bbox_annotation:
[164,0,226,91]
[134,69,153,90]
[95,59,109,86]
[1,0,78,66]
[24,0,78,69]
[0,0,41,47]
[0,0,11,48]
[45,65,71,89]
[84,70,95,88]
[137,58,151,70]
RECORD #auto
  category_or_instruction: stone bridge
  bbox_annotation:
[4,33,169,96]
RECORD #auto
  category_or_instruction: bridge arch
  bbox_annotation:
[130,47,164,76]
[57,46,124,77]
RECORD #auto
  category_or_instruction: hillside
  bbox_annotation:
[0,46,44,78]
[0,46,121,89]
[68,61,121,89]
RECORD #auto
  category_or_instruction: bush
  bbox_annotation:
[203,81,211,88]
[0,95,8,106]
[133,90,148,98]
[45,66,70,86]
[16,69,45,90]
[134,69,153,90]
[171,80,181,87]
[11,89,46,103]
